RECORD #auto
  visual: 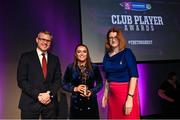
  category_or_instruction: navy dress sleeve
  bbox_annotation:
[62,64,75,92]
[125,49,139,78]
[90,64,103,94]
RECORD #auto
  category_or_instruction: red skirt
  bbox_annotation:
[108,82,140,119]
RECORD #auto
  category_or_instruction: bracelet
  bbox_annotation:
[128,93,134,97]
[47,91,53,98]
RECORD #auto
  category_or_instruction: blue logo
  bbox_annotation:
[120,2,151,11]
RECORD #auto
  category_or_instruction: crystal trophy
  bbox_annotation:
[80,65,89,96]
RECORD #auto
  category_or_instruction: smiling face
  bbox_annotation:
[36,32,52,52]
[108,31,119,49]
[76,45,87,63]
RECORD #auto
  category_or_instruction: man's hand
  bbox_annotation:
[38,91,51,105]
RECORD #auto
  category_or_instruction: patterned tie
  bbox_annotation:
[42,53,47,79]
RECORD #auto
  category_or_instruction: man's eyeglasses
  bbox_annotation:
[38,38,52,43]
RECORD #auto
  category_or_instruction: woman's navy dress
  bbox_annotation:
[62,63,103,119]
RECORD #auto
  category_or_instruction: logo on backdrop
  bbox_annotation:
[110,2,164,32]
[120,2,151,11]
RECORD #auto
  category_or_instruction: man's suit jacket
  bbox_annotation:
[17,50,62,112]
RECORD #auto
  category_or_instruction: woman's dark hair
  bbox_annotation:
[73,44,93,72]
[168,72,176,80]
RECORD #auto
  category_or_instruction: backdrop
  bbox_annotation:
[0,0,180,119]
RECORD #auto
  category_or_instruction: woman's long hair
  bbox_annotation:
[73,44,93,72]
[105,27,126,52]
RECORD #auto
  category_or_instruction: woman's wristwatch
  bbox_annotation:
[128,93,134,98]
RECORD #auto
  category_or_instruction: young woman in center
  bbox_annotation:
[62,44,103,119]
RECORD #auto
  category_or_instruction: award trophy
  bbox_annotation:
[79,66,89,96]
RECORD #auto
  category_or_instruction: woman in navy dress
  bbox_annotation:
[62,44,103,119]
[102,27,140,119]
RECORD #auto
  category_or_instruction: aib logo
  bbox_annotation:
[120,2,151,11]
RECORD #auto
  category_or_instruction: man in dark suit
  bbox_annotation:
[17,31,62,119]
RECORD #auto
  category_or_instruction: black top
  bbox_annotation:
[160,80,180,101]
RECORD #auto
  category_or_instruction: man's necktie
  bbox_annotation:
[42,53,47,79]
